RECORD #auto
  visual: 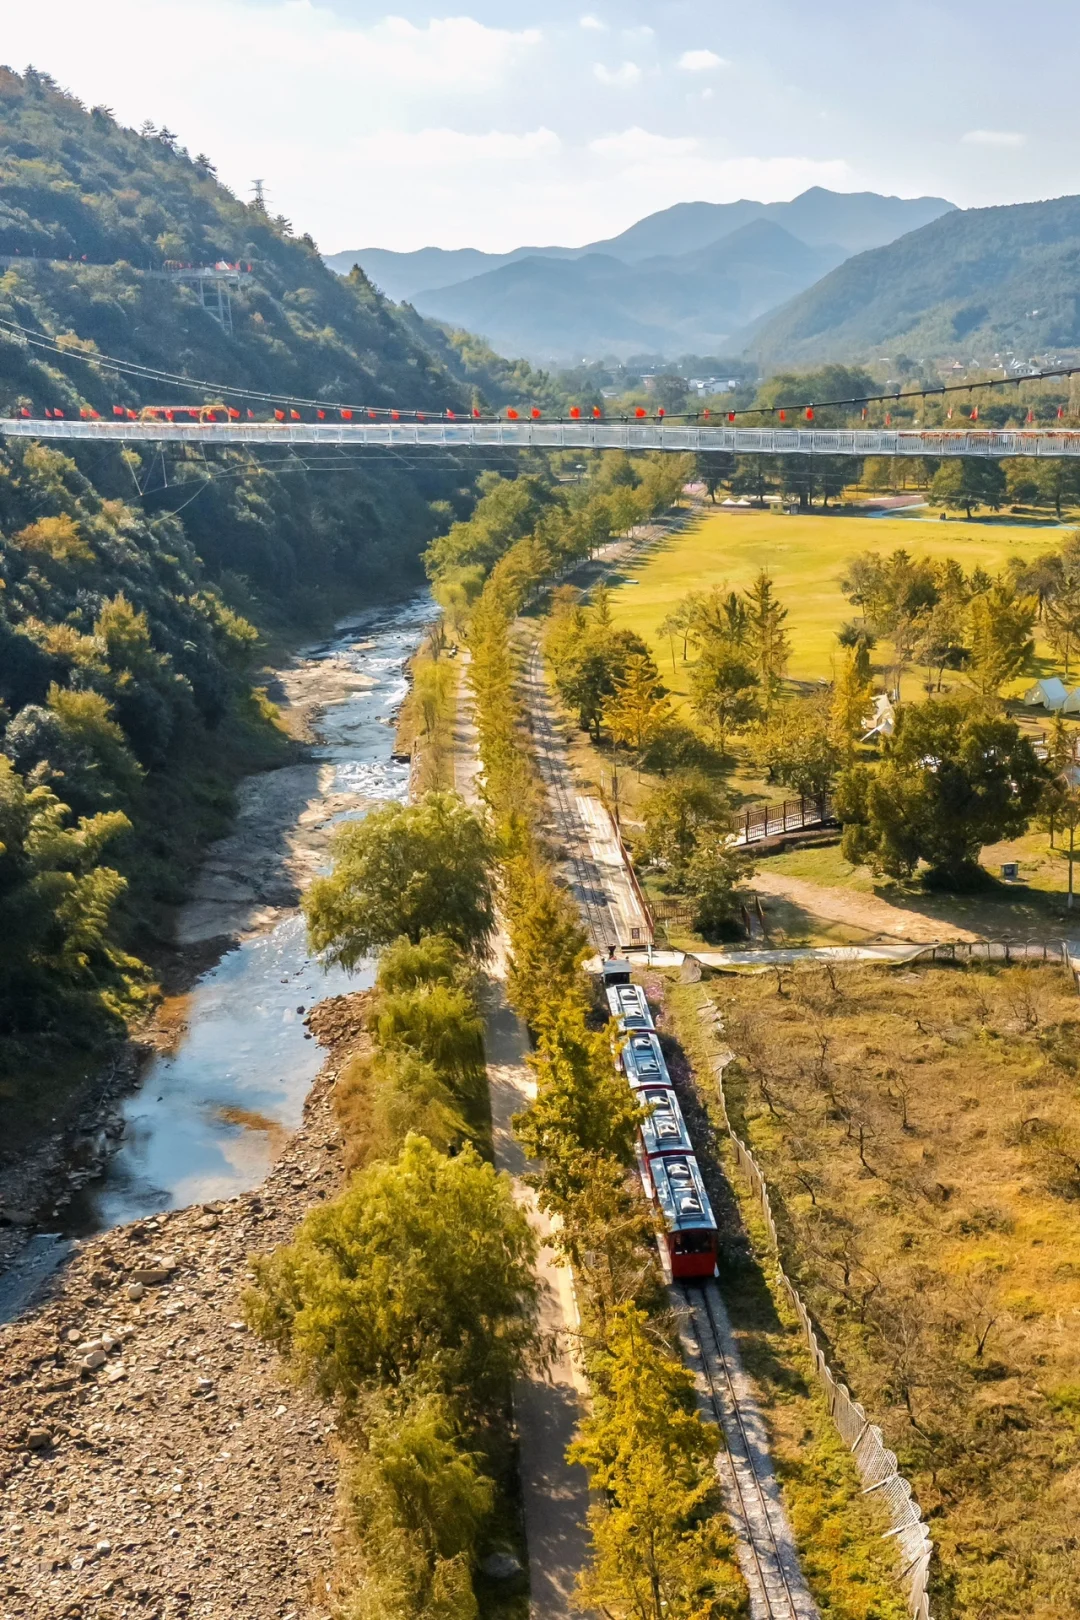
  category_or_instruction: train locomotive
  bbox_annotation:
[602,959,718,1280]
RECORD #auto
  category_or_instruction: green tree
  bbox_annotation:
[246,1133,538,1407]
[835,699,1046,885]
[604,653,672,754]
[930,459,1006,519]
[690,640,759,748]
[744,570,791,705]
[746,693,841,798]
[637,771,732,882]
[1045,573,1080,679]
[686,838,750,936]
[967,581,1036,695]
[502,854,589,1029]
[830,642,874,762]
[571,1305,745,1620]
[695,450,735,503]
[304,792,496,965]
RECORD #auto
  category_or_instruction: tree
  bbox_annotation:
[501,854,589,1029]
[304,792,496,965]
[4,685,142,817]
[604,654,671,754]
[744,570,791,706]
[571,1305,744,1620]
[1039,775,1080,908]
[830,642,874,761]
[835,699,1046,885]
[930,458,1006,519]
[637,771,732,882]
[686,838,751,937]
[246,1133,538,1407]
[1045,573,1080,679]
[913,599,969,692]
[695,450,735,503]
[553,627,652,742]
[966,581,1036,695]
[746,693,841,798]
[689,640,759,749]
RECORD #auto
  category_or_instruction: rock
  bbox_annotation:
[76,1339,103,1356]
[480,1551,524,1581]
[125,1282,146,1302]
[81,1348,107,1371]
[129,1267,171,1286]
[194,1377,214,1394]
[25,1428,52,1451]
[95,1540,112,1558]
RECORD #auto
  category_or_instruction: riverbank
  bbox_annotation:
[0,990,369,1620]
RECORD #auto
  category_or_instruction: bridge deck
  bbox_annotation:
[4,418,1080,457]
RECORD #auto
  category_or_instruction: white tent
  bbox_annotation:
[1025,677,1069,710]
[1062,686,1080,715]
[861,692,895,742]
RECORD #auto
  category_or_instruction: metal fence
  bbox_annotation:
[735,794,836,846]
[914,939,1067,966]
[699,1003,933,1619]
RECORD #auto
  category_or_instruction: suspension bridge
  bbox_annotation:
[6,417,1080,457]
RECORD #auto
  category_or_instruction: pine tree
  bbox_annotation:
[604,654,672,754]
[830,642,874,761]
[967,581,1036,696]
[744,569,791,706]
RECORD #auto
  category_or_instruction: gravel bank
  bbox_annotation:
[0,995,368,1620]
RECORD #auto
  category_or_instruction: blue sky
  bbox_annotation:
[2,1,1072,252]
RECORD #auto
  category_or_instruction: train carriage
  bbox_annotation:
[605,979,654,1032]
[646,1150,718,1279]
[637,1084,693,1158]
[620,1029,672,1089]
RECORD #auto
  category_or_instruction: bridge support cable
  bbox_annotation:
[6,418,1080,457]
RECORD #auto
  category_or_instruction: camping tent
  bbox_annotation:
[1025,677,1069,710]
[1062,687,1080,715]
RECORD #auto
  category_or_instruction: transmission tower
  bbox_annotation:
[251,179,267,210]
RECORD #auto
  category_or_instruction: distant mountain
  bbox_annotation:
[325,187,956,351]
[409,220,844,363]
[741,193,1080,365]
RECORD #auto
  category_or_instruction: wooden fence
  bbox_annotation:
[735,793,836,845]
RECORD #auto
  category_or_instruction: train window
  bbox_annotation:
[673,1231,715,1255]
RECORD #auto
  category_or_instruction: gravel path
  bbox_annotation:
[0,998,367,1620]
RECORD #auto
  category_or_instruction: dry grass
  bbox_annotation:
[708,959,1080,1620]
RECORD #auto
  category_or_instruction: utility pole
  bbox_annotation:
[251,179,267,210]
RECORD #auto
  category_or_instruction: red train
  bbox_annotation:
[603,960,718,1280]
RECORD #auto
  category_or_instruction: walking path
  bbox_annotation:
[751,869,983,944]
[453,656,592,1620]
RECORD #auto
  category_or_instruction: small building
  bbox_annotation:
[1025,677,1070,711]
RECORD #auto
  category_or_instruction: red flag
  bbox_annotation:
[342,409,353,421]
[228,407,240,420]
[127,409,137,420]
[806,406,814,421]
[635,407,647,419]
[113,405,125,417]
[290,410,300,421]
[702,408,710,419]
[392,410,400,421]
[530,407,541,419]
[55,408,64,418]
[44,408,53,418]
[447,409,455,420]
[657,407,665,419]
[247,409,254,420]
[1059,406,1066,420]
[317,409,326,421]
[970,406,978,421]
[592,406,602,418]
[728,410,736,423]
[569,406,581,419]
[1026,409,1035,425]
[507,408,519,420]
[166,410,175,422]
[946,407,953,420]
[778,409,786,422]
[19,406,30,418]
[472,406,481,419]
[274,409,285,422]
[885,412,891,426]
[81,408,90,419]
[861,407,868,420]
[417,412,426,422]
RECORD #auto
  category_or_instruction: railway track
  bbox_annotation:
[522,633,818,1619]
[679,1282,818,1620]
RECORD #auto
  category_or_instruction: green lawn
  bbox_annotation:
[609,507,1069,692]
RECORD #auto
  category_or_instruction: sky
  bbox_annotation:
[2,0,1074,254]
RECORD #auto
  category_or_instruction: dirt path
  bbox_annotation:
[0,999,367,1620]
[751,870,983,944]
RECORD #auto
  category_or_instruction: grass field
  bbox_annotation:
[708,959,1080,1620]
[608,507,1070,692]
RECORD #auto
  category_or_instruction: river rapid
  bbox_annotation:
[60,594,433,1236]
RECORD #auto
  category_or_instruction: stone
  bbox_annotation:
[125,1283,145,1302]
[81,1348,107,1372]
[95,1541,112,1558]
[25,1428,52,1451]
[194,1378,214,1394]
[129,1268,171,1287]
[480,1551,523,1581]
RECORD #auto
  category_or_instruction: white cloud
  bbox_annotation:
[678,48,727,72]
[356,126,561,172]
[579,13,606,28]
[594,61,643,87]
[961,129,1026,147]
[589,127,697,161]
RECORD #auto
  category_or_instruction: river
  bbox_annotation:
[61,594,433,1236]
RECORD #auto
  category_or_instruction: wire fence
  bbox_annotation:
[699,1003,934,1620]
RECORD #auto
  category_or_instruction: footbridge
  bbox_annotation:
[5,417,1080,458]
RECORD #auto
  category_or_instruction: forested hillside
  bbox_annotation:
[744,193,1080,364]
[0,66,506,1149]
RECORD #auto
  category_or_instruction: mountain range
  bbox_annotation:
[742,193,1080,366]
[325,188,955,363]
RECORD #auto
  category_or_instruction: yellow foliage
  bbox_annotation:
[14,513,93,564]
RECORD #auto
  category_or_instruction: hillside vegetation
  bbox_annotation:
[745,192,1080,365]
[0,66,509,1150]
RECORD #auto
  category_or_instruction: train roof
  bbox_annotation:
[621,1030,670,1087]
[601,959,632,985]
[649,1152,716,1233]
[638,1085,693,1157]
[605,981,654,1030]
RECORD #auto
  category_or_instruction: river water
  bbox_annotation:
[63,595,433,1236]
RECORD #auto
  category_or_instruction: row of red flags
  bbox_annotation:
[14,403,1073,425]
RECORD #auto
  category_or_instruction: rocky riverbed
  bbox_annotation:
[0,996,367,1620]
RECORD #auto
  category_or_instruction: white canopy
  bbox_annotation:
[1025,677,1069,710]
[1062,686,1080,715]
